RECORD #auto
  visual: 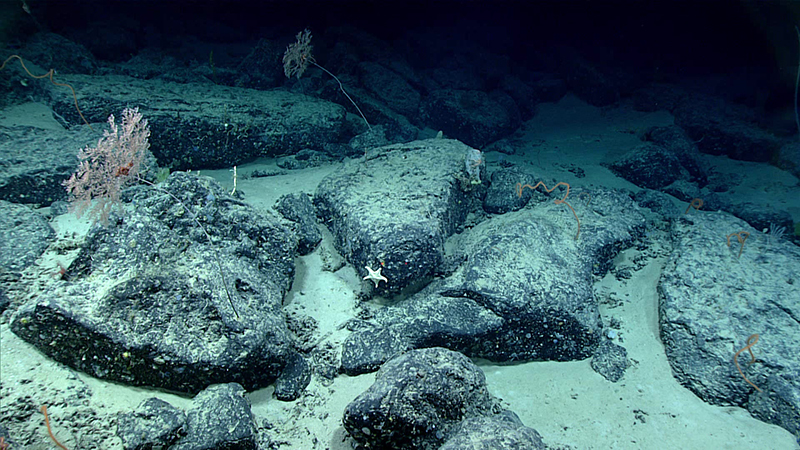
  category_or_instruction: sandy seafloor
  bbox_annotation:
[1,95,799,449]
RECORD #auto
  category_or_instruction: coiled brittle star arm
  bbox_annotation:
[516,181,581,240]
[1,55,92,129]
[734,333,762,393]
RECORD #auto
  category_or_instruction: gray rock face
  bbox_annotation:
[0,126,102,206]
[117,398,186,449]
[117,383,257,450]
[659,212,800,441]
[342,187,645,375]
[605,142,692,190]
[51,74,348,169]
[11,173,298,393]
[420,89,521,148]
[275,192,323,255]
[440,411,546,450]
[173,383,257,450]
[358,61,421,117]
[314,139,479,295]
[591,340,630,383]
[0,200,54,281]
[343,347,503,450]
[673,94,783,163]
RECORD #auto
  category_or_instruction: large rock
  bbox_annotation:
[358,61,421,117]
[11,173,299,394]
[659,211,800,441]
[440,412,546,450]
[342,187,645,374]
[48,74,348,169]
[775,141,800,181]
[420,90,521,148]
[314,138,482,295]
[673,94,784,162]
[343,347,516,450]
[117,383,257,450]
[0,125,101,206]
[0,200,54,281]
[605,126,709,191]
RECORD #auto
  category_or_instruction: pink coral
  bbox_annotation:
[63,107,150,224]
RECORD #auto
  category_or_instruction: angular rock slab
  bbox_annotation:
[314,139,478,294]
[659,212,800,441]
[440,412,545,450]
[117,383,256,450]
[52,74,348,169]
[11,173,297,393]
[0,125,101,206]
[343,347,504,450]
[0,200,54,281]
[342,188,646,374]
